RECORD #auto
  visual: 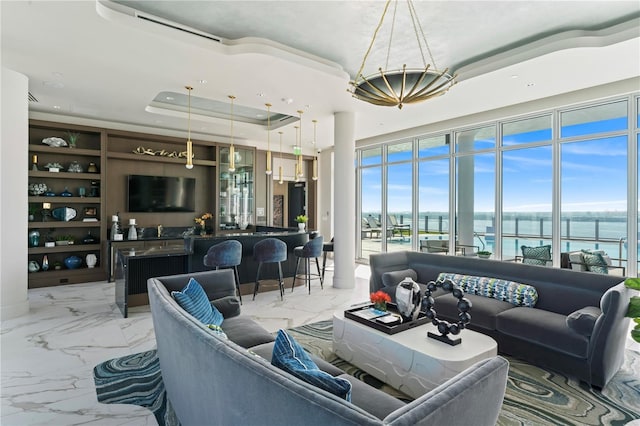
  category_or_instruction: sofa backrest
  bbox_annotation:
[147,275,382,426]
[370,251,623,315]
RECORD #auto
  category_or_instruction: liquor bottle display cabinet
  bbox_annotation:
[27,120,107,288]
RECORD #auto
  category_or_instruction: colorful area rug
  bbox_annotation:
[94,321,640,426]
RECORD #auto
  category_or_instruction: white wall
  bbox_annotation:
[1,67,30,319]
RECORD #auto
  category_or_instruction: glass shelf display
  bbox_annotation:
[219,147,254,230]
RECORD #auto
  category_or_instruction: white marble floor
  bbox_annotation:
[1,260,371,425]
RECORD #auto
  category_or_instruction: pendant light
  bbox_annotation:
[294,125,300,182]
[185,86,194,169]
[265,103,272,175]
[278,131,284,185]
[312,119,318,181]
[228,95,236,172]
[296,110,304,178]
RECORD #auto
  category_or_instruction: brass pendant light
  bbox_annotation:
[294,125,300,182]
[185,86,194,169]
[228,95,236,172]
[278,131,284,185]
[296,110,304,178]
[265,103,272,175]
[312,119,318,181]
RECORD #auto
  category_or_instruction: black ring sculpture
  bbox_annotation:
[421,279,472,346]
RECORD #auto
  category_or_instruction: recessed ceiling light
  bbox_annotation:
[256,114,265,118]
[257,93,265,97]
[511,75,519,79]
[198,79,207,84]
[165,96,174,101]
[53,105,61,109]
[305,104,312,109]
[527,82,535,87]
[282,98,293,104]
[43,81,64,89]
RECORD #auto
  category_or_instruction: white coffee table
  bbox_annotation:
[333,310,498,399]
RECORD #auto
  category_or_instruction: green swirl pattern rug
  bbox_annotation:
[94,320,640,426]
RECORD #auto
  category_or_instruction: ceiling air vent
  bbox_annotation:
[28,92,39,103]
[136,14,222,43]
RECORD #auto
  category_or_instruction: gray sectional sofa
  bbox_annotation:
[148,269,509,426]
[369,251,632,388]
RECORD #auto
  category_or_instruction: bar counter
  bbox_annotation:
[185,231,309,285]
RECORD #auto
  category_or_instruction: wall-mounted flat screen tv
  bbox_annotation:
[127,175,196,212]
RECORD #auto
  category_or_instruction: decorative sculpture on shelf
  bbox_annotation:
[422,279,472,346]
[395,277,422,321]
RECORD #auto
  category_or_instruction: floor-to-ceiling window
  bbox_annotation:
[501,115,553,260]
[359,147,382,258]
[355,94,639,276]
[455,126,495,256]
[386,141,413,252]
[418,135,450,253]
[560,101,628,270]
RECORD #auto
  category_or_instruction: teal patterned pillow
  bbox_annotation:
[582,252,609,274]
[437,272,539,307]
[271,330,352,401]
[521,245,551,266]
[172,278,224,326]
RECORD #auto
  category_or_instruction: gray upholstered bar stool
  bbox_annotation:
[292,235,324,294]
[203,239,243,304]
[252,238,287,300]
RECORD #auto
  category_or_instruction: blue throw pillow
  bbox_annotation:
[271,330,352,401]
[172,278,224,326]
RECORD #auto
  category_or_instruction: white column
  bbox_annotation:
[332,111,355,289]
[1,68,30,319]
[457,134,475,250]
[318,148,333,240]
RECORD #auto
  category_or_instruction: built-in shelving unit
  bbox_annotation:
[27,120,107,288]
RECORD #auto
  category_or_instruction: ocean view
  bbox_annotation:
[364,211,631,262]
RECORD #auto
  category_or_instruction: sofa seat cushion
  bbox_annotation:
[272,330,352,401]
[337,373,405,420]
[496,308,589,358]
[437,273,539,307]
[433,293,515,331]
[221,316,275,348]
[249,341,344,377]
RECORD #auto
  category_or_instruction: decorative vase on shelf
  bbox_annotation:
[298,223,306,232]
[29,230,40,247]
[41,255,49,271]
[64,255,82,270]
[86,254,97,269]
[28,261,40,273]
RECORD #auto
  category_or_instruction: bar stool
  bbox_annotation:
[203,240,243,304]
[253,238,287,300]
[292,235,324,294]
[322,237,334,280]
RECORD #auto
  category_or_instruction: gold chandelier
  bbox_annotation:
[185,86,194,169]
[265,103,272,175]
[228,95,236,172]
[348,0,456,109]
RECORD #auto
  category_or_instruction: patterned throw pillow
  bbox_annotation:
[521,245,551,266]
[172,278,224,326]
[581,252,609,274]
[437,272,539,308]
[271,330,352,401]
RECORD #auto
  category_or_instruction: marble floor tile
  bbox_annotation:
[1,259,370,425]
